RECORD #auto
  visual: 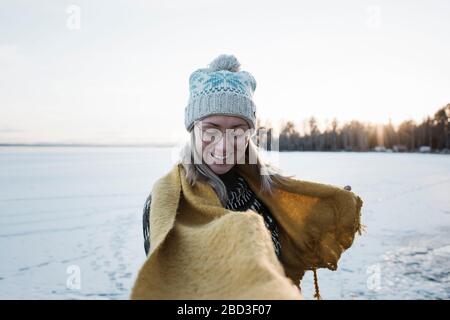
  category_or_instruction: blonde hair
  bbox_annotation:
[179,128,294,207]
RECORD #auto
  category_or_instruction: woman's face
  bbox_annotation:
[193,115,251,175]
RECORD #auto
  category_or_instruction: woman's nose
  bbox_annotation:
[213,135,227,155]
[214,133,235,155]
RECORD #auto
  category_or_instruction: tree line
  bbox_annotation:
[256,103,450,152]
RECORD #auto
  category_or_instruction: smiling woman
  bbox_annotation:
[131,54,363,300]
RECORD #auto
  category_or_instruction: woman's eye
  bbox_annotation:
[201,132,213,140]
[232,129,247,137]
[201,129,220,141]
[232,132,242,138]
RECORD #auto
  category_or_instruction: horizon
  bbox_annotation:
[0,109,445,146]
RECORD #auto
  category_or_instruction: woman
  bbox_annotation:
[132,54,363,300]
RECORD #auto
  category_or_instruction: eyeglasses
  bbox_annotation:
[197,126,251,142]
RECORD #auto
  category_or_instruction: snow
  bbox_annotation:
[0,147,449,299]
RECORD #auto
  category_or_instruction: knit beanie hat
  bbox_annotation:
[184,54,257,131]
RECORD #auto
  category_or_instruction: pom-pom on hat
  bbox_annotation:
[184,54,257,131]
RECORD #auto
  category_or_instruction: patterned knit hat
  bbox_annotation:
[184,54,257,131]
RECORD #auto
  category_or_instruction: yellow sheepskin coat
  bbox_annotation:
[130,163,364,300]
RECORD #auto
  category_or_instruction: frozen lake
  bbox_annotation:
[0,147,449,299]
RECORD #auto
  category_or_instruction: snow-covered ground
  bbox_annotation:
[0,147,449,299]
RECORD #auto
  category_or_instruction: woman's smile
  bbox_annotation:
[210,151,231,161]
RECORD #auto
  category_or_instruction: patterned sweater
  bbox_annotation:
[217,168,281,259]
[142,169,282,259]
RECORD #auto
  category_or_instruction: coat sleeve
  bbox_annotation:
[142,192,152,256]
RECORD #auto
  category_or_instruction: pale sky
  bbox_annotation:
[1,0,449,144]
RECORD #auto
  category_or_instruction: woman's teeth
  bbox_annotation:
[211,152,230,160]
